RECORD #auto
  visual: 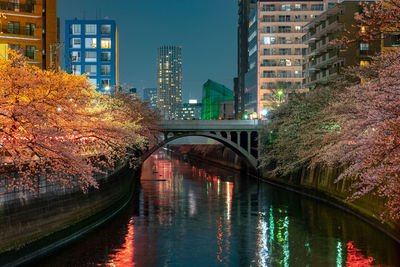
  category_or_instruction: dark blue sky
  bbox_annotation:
[58,0,237,102]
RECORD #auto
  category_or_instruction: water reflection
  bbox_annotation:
[34,151,400,266]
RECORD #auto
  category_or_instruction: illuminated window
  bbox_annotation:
[361,26,366,33]
[101,38,112,49]
[85,65,97,76]
[85,24,96,35]
[360,60,370,66]
[85,38,97,48]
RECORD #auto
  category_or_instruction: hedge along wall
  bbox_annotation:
[260,164,400,243]
[0,163,138,262]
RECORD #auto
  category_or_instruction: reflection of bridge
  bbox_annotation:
[142,120,266,168]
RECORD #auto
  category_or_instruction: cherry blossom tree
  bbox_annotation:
[0,50,159,192]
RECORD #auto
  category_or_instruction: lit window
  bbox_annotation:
[85,51,97,62]
[85,24,97,35]
[71,24,81,35]
[72,65,81,75]
[101,38,112,49]
[70,38,81,48]
[295,26,301,31]
[85,38,97,48]
[360,60,370,66]
[85,65,97,76]
[361,26,366,33]
[101,25,111,34]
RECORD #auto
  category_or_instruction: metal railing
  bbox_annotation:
[0,1,35,13]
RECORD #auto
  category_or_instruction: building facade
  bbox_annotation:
[65,19,119,93]
[176,102,202,120]
[143,87,157,109]
[201,80,234,120]
[302,0,380,88]
[157,45,182,119]
[243,0,336,118]
[0,0,58,69]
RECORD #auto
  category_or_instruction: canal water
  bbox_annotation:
[34,151,400,266]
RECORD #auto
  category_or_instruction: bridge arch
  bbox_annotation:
[140,132,258,169]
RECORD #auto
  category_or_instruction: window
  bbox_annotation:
[25,45,35,59]
[263,26,274,33]
[360,43,369,50]
[85,24,97,35]
[278,26,291,33]
[278,15,290,22]
[72,65,81,75]
[295,26,302,32]
[295,59,301,66]
[263,71,275,78]
[101,38,112,49]
[101,65,111,75]
[360,60,370,66]
[8,21,20,34]
[278,48,291,55]
[85,38,97,48]
[262,4,275,11]
[70,38,81,48]
[279,4,291,11]
[70,24,81,35]
[263,37,276,44]
[294,48,301,55]
[294,70,301,77]
[70,51,81,62]
[101,52,111,62]
[278,70,291,78]
[101,24,111,34]
[85,65,97,76]
[101,79,111,89]
[263,48,276,55]
[328,3,336,9]
[85,51,97,62]
[25,23,35,36]
[311,4,324,10]
[263,15,274,22]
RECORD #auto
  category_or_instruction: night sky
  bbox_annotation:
[58,0,237,102]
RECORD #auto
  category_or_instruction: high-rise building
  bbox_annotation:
[0,0,59,69]
[237,0,257,116]
[65,19,119,93]
[302,0,380,89]
[176,101,202,120]
[201,80,234,120]
[143,87,157,109]
[157,45,182,119]
[243,0,336,118]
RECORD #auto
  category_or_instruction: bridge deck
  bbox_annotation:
[159,120,266,132]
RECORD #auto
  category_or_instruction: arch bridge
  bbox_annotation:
[142,120,266,168]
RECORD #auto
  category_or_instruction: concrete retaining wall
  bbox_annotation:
[0,164,138,265]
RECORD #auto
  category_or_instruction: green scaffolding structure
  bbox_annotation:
[201,80,234,120]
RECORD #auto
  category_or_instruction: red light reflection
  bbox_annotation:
[106,218,135,266]
[346,241,374,267]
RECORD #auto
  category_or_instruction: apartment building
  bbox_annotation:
[244,0,336,118]
[65,19,119,93]
[0,0,58,69]
[302,0,380,89]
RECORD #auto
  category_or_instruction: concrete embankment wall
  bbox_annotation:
[170,144,400,243]
[0,163,138,265]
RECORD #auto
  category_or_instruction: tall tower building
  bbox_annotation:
[237,0,257,116]
[65,19,119,93]
[0,0,59,69]
[157,46,182,119]
[244,0,336,118]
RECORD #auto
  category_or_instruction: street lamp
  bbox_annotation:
[277,90,284,103]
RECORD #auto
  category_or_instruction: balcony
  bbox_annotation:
[0,1,35,13]
[0,26,37,37]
